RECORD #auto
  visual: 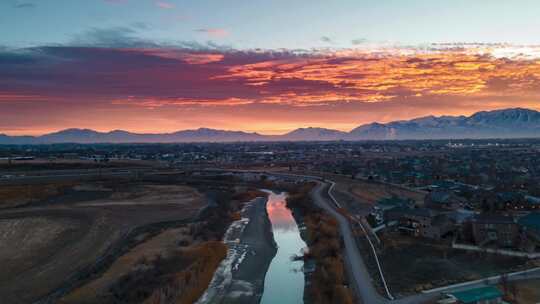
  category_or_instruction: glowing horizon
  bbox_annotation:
[2,1,540,135]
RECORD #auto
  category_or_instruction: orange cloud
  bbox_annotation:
[179,53,225,64]
[217,50,540,106]
[118,49,224,64]
[2,45,540,135]
[260,92,394,106]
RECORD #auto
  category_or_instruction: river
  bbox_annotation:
[261,191,307,304]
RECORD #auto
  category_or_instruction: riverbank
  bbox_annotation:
[289,206,314,303]
[286,183,355,304]
[197,196,277,304]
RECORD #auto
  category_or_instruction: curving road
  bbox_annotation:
[311,182,388,304]
[311,181,439,304]
[207,170,539,304]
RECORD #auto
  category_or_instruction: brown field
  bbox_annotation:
[303,173,426,217]
[509,279,540,304]
[0,158,156,171]
[377,233,532,296]
[60,227,190,303]
[0,216,83,277]
[144,241,227,304]
[60,227,226,304]
[231,188,268,202]
[336,176,425,205]
[0,181,206,304]
[77,184,203,207]
[0,183,74,208]
[300,171,425,207]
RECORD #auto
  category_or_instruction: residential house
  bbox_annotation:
[471,214,519,247]
[498,192,528,210]
[425,191,466,211]
[387,208,454,240]
[372,197,415,224]
[525,195,540,210]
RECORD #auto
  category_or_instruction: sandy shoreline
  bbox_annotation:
[197,196,277,304]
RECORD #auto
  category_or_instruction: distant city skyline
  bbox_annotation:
[2,1,540,135]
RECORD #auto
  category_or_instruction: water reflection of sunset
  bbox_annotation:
[261,191,306,303]
[266,193,297,232]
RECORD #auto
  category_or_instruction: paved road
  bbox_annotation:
[199,170,540,303]
[208,170,427,303]
[311,182,389,304]
[312,181,443,304]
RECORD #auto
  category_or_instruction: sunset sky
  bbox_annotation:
[2,0,540,135]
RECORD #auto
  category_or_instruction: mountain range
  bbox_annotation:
[2,108,540,144]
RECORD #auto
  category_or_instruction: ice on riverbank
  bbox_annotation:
[196,197,274,304]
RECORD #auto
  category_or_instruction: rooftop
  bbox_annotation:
[390,207,438,218]
[429,191,452,203]
[473,214,515,224]
[449,286,502,303]
[519,212,540,232]
[377,197,413,208]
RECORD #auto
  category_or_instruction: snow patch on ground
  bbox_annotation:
[196,199,260,303]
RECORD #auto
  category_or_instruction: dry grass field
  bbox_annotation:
[0,183,73,208]
[0,216,81,276]
[511,279,540,304]
[0,181,206,304]
[60,226,227,304]
[337,177,425,205]
[60,227,191,303]
[300,171,425,206]
[0,158,155,171]
[377,234,532,295]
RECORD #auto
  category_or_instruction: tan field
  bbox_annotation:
[513,279,540,304]
[0,183,74,208]
[61,227,191,303]
[0,181,206,304]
